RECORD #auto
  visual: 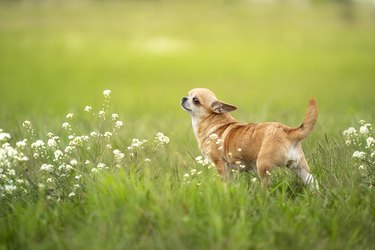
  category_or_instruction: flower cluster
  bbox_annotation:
[0,131,29,197]
[343,120,375,188]
[153,132,170,150]
[206,133,224,151]
[0,89,170,201]
[182,155,215,185]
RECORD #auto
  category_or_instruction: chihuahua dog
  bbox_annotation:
[181,88,319,190]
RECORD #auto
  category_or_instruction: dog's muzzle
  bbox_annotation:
[180,97,191,112]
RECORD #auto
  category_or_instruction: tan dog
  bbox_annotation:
[181,88,319,190]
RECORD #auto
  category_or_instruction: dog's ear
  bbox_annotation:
[211,101,237,114]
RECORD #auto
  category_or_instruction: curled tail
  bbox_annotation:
[287,98,318,141]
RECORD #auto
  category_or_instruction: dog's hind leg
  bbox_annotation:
[256,158,273,188]
[293,158,319,191]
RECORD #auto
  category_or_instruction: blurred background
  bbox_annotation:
[0,0,374,131]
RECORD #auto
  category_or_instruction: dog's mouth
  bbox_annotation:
[180,97,192,112]
[181,103,192,112]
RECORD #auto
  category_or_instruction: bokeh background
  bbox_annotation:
[0,0,374,133]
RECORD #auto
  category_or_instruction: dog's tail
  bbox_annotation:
[287,97,318,141]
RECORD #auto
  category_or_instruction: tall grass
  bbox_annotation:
[1,89,374,250]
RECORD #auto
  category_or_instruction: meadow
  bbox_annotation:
[0,1,375,249]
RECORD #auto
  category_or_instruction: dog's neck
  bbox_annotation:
[192,113,238,142]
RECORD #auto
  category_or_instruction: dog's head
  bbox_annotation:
[181,88,237,119]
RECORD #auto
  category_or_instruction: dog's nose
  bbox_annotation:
[181,97,188,103]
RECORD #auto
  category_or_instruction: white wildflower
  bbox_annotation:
[75,175,82,180]
[252,177,257,183]
[112,113,119,120]
[16,179,24,184]
[70,136,83,147]
[22,120,31,128]
[104,132,112,140]
[68,192,75,197]
[54,150,64,161]
[22,120,34,135]
[70,159,78,166]
[145,158,151,162]
[40,164,54,172]
[90,131,98,138]
[18,156,29,162]
[46,178,53,183]
[155,132,170,144]
[113,149,125,161]
[7,169,15,176]
[16,139,27,149]
[98,110,105,119]
[352,151,366,159]
[65,165,74,172]
[48,138,58,148]
[84,106,92,112]
[91,168,99,173]
[209,133,219,140]
[343,127,357,136]
[103,89,111,97]
[0,133,11,142]
[62,122,71,130]
[64,146,74,154]
[128,138,147,150]
[31,140,44,148]
[359,126,370,135]
[66,113,74,119]
[4,184,17,194]
[115,120,123,129]
[84,160,91,165]
[358,165,365,170]
[366,137,375,148]
[97,163,106,170]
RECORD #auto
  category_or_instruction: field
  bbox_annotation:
[0,1,375,249]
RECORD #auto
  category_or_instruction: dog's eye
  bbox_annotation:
[193,97,200,105]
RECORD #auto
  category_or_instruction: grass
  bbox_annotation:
[0,1,375,249]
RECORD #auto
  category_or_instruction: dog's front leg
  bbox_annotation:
[212,159,229,181]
